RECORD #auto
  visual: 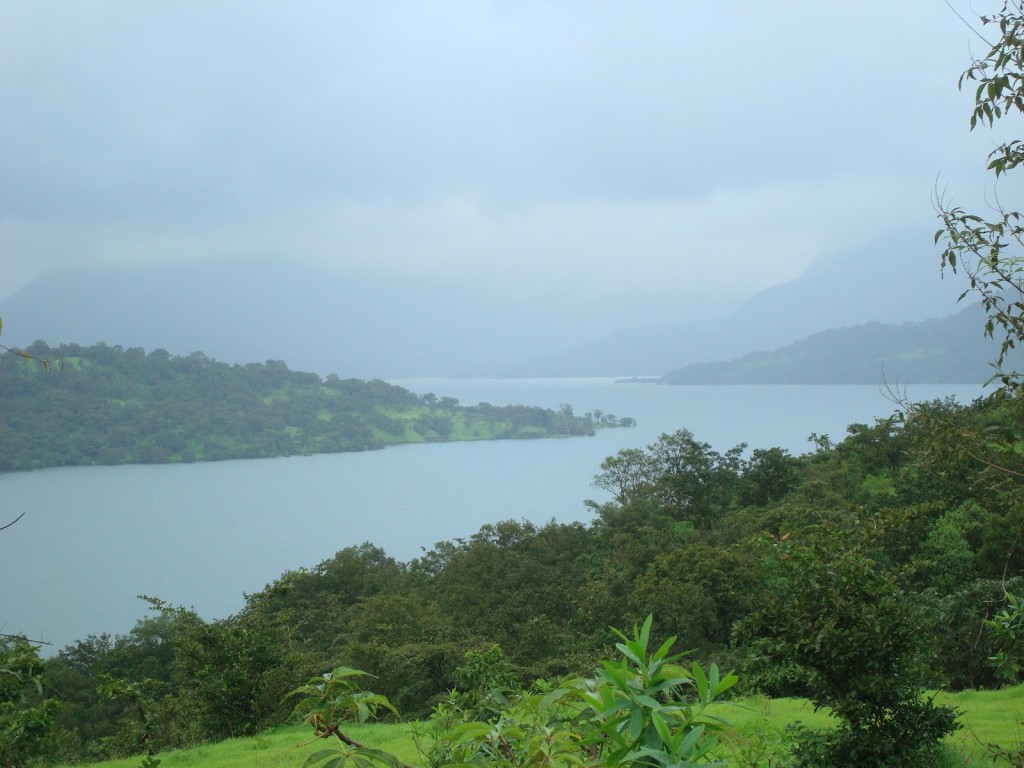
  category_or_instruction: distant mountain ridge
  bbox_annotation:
[0,230,969,378]
[0,260,607,379]
[501,231,968,376]
[662,301,1013,385]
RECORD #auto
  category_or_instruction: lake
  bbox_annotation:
[0,379,983,652]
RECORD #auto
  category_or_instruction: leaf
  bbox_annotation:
[302,749,344,768]
[639,613,653,651]
[626,707,643,740]
[615,642,644,667]
[652,635,677,662]
[678,724,707,757]
[691,663,709,704]
[634,694,662,709]
[647,708,671,745]
[447,722,494,743]
[361,747,410,768]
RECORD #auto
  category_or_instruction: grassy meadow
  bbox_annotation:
[57,686,1024,768]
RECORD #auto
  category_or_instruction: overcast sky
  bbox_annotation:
[0,1,1007,306]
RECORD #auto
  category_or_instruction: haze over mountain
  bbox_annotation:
[2,257,699,379]
[0,3,991,370]
[499,231,970,376]
[0,230,971,379]
[662,301,1012,385]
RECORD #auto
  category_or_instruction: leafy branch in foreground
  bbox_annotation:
[986,592,1024,685]
[0,316,61,372]
[934,1,1024,696]
[290,616,738,768]
[289,666,410,768]
[936,2,1024,390]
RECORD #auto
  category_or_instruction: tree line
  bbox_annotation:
[5,388,1022,765]
[10,7,1024,763]
[0,341,629,472]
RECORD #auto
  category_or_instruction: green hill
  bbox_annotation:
[0,341,628,472]
[662,302,1020,384]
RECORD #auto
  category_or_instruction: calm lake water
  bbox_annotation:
[1,379,983,652]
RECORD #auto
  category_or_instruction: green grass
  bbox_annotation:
[719,687,1024,767]
[935,685,1024,766]
[55,686,1024,768]
[60,722,420,768]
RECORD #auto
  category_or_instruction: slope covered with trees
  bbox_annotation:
[0,342,630,472]
[10,389,1020,765]
[662,301,1020,384]
[11,6,1024,767]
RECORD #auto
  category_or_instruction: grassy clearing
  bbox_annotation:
[59,722,420,768]
[56,686,1024,768]
[935,684,1024,765]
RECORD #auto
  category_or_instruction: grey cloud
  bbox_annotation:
[0,0,997,296]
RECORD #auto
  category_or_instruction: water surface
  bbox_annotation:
[0,380,981,651]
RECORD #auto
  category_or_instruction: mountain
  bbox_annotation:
[661,301,1013,384]
[0,230,969,379]
[0,259,634,379]
[504,231,969,376]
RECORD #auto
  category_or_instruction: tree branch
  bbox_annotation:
[0,511,26,532]
[0,632,52,646]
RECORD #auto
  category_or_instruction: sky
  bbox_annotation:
[0,1,1008,309]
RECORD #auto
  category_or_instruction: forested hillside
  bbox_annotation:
[662,301,1017,384]
[11,5,1024,765]
[10,390,1021,765]
[0,342,628,472]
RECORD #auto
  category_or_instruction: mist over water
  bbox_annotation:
[1,380,982,653]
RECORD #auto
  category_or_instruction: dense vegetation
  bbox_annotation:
[4,387,1021,766]
[9,7,1024,766]
[0,341,631,472]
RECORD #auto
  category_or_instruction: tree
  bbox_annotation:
[935,2,1024,686]
[737,512,959,767]
[937,2,1024,389]
[0,317,61,531]
[590,430,744,531]
[0,638,60,767]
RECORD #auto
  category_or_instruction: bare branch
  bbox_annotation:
[943,0,994,47]
[0,632,52,646]
[0,511,26,532]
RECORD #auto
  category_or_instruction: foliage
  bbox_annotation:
[288,666,406,768]
[738,513,960,767]
[42,610,206,762]
[0,342,622,472]
[34,390,1024,763]
[590,429,746,531]
[94,675,163,757]
[661,307,1014,385]
[37,687,1024,768]
[448,645,521,723]
[0,638,60,768]
[21,348,1024,765]
[293,616,737,768]
[936,1,1024,389]
[932,0,1024,698]
[986,591,1024,684]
